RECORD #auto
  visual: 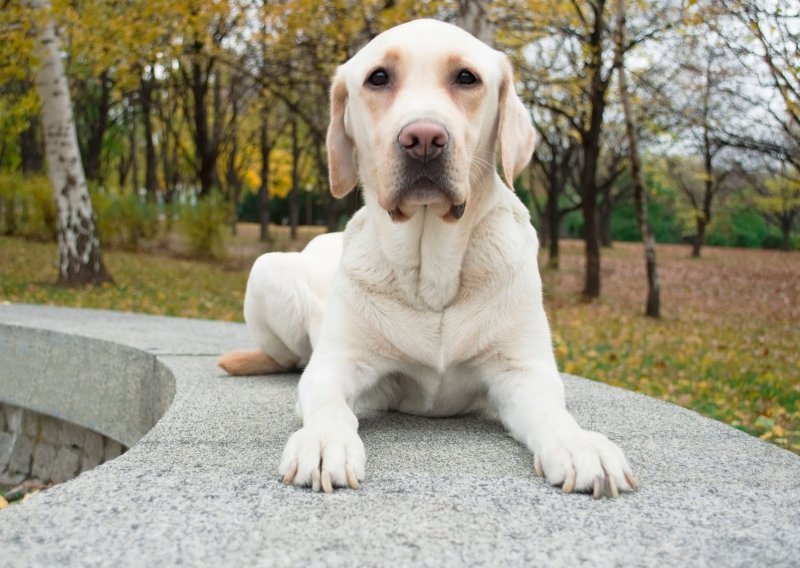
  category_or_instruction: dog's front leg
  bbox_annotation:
[488,366,637,498]
[279,356,376,492]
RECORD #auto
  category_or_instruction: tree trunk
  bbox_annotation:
[117,100,131,189]
[581,190,601,299]
[128,101,139,194]
[227,90,240,236]
[211,68,224,193]
[546,184,560,269]
[140,67,158,200]
[83,70,111,184]
[189,49,216,197]
[259,102,271,242]
[27,0,111,286]
[617,0,659,318]
[692,218,706,258]
[289,116,300,241]
[456,0,494,45]
[780,218,791,251]
[158,85,180,202]
[598,185,613,248]
[579,5,610,300]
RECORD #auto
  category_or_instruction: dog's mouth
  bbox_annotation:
[385,176,466,223]
[388,202,466,223]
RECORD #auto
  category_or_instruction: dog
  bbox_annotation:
[219,19,637,498]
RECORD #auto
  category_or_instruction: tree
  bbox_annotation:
[718,0,799,170]
[748,164,800,250]
[528,109,581,269]
[662,16,742,258]
[24,0,111,285]
[500,0,679,298]
[616,0,659,317]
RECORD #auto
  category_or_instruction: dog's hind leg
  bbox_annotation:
[217,349,285,375]
[218,234,342,376]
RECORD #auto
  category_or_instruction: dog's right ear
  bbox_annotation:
[326,69,358,198]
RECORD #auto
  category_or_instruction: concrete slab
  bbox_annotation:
[1,303,798,566]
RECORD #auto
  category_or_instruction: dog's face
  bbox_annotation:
[327,19,536,222]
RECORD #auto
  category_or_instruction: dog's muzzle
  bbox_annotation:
[386,129,466,222]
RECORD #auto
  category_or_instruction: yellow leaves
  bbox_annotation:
[543,240,800,454]
[757,417,785,442]
[0,495,8,510]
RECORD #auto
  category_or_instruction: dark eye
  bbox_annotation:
[456,69,478,85]
[366,68,390,87]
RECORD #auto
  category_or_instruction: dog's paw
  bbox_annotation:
[279,420,366,493]
[534,428,637,499]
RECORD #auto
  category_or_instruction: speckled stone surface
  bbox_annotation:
[1,304,798,567]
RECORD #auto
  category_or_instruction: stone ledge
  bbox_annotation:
[0,303,798,567]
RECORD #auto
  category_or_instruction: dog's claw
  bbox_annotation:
[534,454,543,478]
[604,469,619,498]
[346,465,360,489]
[592,475,603,499]
[562,467,576,494]
[282,461,298,485]
[321,470,333,493]
[624,470,638,491]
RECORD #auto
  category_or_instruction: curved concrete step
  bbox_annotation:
[1,304,798,566]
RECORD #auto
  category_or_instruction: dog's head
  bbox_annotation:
[326,19,536,223]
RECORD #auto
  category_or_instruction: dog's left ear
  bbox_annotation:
[327,68,358,198]
[497,56,537,190]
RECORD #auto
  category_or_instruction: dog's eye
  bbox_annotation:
[366,68,390,87]
[456,69,478,86]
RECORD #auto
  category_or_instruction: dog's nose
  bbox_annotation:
[398,121,448,162]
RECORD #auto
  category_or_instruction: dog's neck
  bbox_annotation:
[365,172,501,311]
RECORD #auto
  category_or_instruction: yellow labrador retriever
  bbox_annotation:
[219,19,637,498]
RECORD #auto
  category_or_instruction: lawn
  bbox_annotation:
[1,230,798,453]
[543,240,799,453]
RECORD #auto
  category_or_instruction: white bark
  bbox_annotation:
[26,0,110,285]
[616,0,660,317]
[456,0,495,46]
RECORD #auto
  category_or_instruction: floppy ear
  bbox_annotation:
[326,69,358,198]
[497,57,537,190]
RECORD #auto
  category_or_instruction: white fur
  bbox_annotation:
[236,20,636,497]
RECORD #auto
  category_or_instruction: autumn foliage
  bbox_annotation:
[544,241,799,453]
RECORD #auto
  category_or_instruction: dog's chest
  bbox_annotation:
[341,199,533,371]
[347,257,517,373]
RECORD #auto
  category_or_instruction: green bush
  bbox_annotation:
[707,207,771,249]
[178,191,228,258]
[610,201,683,244]
[0,172,57,240]
[761,233,799,251]
[92,189,160,250]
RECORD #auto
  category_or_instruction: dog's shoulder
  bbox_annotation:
[463,191,538,275]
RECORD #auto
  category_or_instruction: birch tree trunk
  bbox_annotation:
[26,0,111,286]
[456,0,494,45]
[616,0,659,318]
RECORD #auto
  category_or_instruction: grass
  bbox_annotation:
[543,241,799,453]
[1,230,798,453]
[0,224,325,321]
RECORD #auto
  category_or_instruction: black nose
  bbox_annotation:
[398,121,449,162]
